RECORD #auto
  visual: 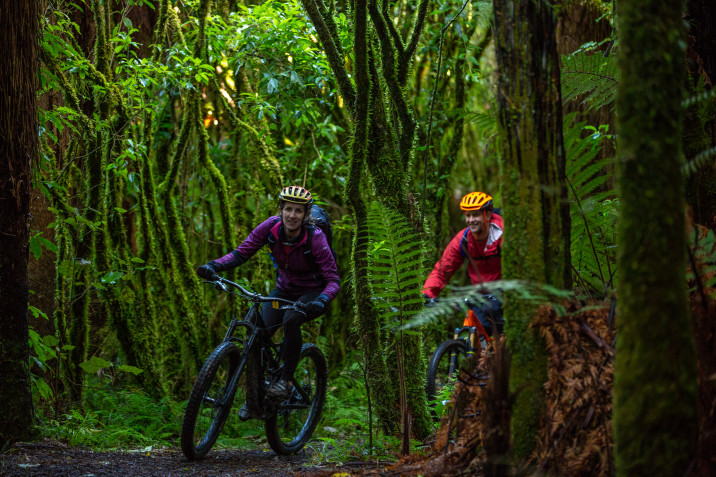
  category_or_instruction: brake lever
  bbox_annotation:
[212,279,227,292]
[280,303,307,317]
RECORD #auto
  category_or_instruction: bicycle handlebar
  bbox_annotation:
[425,295,497,310]
[203,275,305,311]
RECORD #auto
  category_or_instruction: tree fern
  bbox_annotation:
[687,227,716,300]
[564,114,618,297]
[360,202,433,443]
[682,145,716,177]
[561,50,618,112]
[362,203,427,324]
[681,86,716,109]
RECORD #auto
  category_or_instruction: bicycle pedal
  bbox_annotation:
[238,402,254,421]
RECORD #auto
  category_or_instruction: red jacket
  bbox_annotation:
[422,214,503,298]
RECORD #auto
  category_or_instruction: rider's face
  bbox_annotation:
[280,202,306,234]
[464,209,491,237]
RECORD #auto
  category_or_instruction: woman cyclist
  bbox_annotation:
[422,191,504,335]
[196,185,340,417]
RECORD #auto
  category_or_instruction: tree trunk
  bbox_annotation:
[492,0,570,458]
[614,0,699,474]
[301,0,432,439]
[0,0,40,444]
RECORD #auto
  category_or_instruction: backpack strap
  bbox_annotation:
[265,217,282,268]
[303,226,326,286]
[459,228,470,258]
[459,228,501,261]
[303,225,315,258]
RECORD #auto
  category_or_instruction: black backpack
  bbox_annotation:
[305,204,335,257]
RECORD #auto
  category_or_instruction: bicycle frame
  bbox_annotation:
[182,275,327,458]
[210,277,303,418]
[460,308,492,352]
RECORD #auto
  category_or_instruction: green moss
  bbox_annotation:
[402,332,431,439]
[194,98,234,252]
[39,50,81,112]
[493,0,568,459]
[213,78,284,187]
[157,91,195,197]
[92,0,110,80]
[614,0,698,473]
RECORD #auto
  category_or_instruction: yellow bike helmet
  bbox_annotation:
[279,185,313,206]
[460,191,493,211]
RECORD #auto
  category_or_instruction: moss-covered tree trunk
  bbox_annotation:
[345,0,397,434]
[492,0,570,458]
[300,0,433,439]
[0,0,39,444]
[614,0,698,474]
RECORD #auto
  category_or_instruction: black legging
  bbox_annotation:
[260,288,321,381]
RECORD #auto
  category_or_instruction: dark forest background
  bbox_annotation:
[1,0,715,475]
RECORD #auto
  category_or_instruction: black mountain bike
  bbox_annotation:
[180,276,327,458]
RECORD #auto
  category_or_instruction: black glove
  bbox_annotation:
[303,294,329,319]
[423,293,437,306]
[196,262,218,279]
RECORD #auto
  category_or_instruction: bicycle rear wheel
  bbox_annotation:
[181,341,243,459]
[265,343,327,455]
[426,339,469,414]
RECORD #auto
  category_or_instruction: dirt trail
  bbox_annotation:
[1,440,363,477]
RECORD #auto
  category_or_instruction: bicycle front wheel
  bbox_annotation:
[426,339,469,411]
[265,343,327,455]
[181,341,242,459]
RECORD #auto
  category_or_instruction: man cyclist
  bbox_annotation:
[196,185,339,417]
[422,191,504,335]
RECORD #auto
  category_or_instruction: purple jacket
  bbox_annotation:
[213,217,340,301]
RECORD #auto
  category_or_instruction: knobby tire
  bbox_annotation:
[426,339,468,415]
[181,341,242,460]
[264,343,327,455]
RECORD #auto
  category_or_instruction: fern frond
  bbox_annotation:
[561,51,618,112]
[405,280,573,329]
[362,203,429,326]
[682,146,716,177]
[463,109,498,142]
[681,88,716,109]
[564,116,618,297]
[687,228,716,299]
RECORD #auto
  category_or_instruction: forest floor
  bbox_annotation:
[0,439,392,477]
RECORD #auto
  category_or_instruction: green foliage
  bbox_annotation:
[564,114,618,297]
[561,42,618,112]
[363,203,427,325]
[29,230,57,260]
[687,227,716,299]
[39,383,185,449]
[682,85,716,177]
[428,376,458,420]
[34,357,417,457]
[308,359,428,461]
[28,327,58,404]
[683,145,716,177]
[407,280,573,329]
[681,86,716,110]
[307,434,425,464]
